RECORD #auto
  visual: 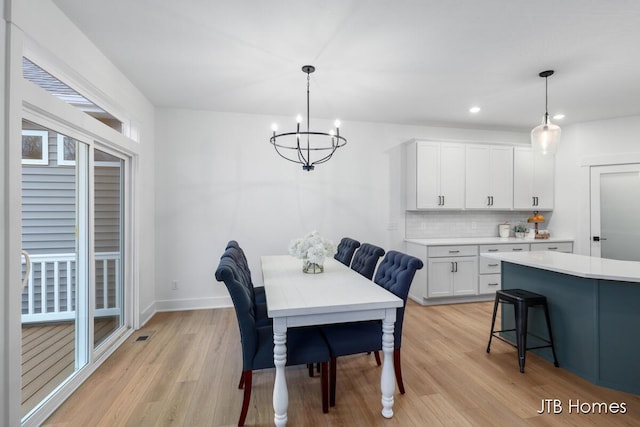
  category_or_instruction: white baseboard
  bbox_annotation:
[154,296,232,312]
[139,301,156,327]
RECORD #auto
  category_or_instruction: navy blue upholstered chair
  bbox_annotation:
[334,237,361,267]
[321,251,423,406]
[215,256,331,425]
[350,243,385,280]
[225,240,266,304]
[221,245,270,328]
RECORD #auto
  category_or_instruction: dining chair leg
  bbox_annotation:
[308,363,314,377]
[373,350,382,366]
[329,357,337,407]
[321,361,329,413]
[394,349,405,394]
[238,371,245,389]
[238,370,252,426]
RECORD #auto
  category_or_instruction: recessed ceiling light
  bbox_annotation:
[553,114,565,120]
[469,106,481,114]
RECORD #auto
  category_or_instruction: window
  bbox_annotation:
[23,57,124,133]
[21,130,49,165]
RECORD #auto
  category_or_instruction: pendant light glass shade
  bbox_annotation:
[531,70,560,156]
[531,112,561,155]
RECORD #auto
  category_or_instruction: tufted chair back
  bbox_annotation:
[215,256,258,371]
[222,245,254,298]
[350,243,385,280]
[373,251,424,347]
[334,237,361,266]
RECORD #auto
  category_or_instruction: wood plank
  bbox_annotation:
[42,301,640,426]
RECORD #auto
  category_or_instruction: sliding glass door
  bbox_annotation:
[20,120,127,420]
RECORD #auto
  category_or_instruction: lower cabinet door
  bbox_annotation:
[479,274,501,294]
[452,257,478,296]
[427,258,454,297]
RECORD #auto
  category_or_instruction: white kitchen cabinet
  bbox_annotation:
[406,141,465,209]
[465,145,513,209]
[427,256,478,297]
[513,146,555,210]
[406,238,574,305]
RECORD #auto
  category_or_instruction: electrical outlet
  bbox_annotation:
[172,280,178,290]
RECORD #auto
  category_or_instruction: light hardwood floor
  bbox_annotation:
[43,301,640,426]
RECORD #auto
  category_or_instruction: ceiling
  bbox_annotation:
[51,0,640,131]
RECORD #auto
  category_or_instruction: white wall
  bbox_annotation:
[553,115,640,255]
[154,108,527,309]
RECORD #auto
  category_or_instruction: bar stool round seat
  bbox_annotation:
[486,288,559,373]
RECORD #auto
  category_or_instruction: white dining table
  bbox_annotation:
[260,255,403,427]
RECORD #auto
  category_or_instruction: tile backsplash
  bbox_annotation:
[405,210,552,239]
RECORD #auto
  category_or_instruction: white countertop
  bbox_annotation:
[482,251,640,283]
[405,236,574,246]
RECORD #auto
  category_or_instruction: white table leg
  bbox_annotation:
[381,312,396,418]
[273,320,288,426]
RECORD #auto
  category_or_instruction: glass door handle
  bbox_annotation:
[21,250,31,290]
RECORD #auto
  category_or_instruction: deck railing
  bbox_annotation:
[21,252,121,324]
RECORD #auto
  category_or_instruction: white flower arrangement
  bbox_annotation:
[288,231,336,265]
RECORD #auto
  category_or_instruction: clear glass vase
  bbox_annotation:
[302,260,324,274]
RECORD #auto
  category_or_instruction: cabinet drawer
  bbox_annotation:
[479,257,502,274]
[479,243,530,253]
[530,242,573,253]
[479,274,501,294]
[428,245,478,257]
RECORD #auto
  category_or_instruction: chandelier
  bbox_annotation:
[531,70,561,156]
[269,65,347,171]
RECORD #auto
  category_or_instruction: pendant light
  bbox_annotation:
[531,70,561,156]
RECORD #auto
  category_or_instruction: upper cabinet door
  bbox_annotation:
[465,145,513,209]
[513,147,554,210]
[415,142,441,209]
[439,144,466,209]
[406,141,465,209]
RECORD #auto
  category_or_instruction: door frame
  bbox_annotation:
[589,163,640,258]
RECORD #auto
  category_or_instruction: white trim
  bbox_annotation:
[581,152,640,167]
[154,296,233,312]
[22,39,137,141]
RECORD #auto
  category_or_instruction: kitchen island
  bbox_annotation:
[482,251,640,395]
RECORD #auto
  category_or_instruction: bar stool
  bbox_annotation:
[487,289,559,373]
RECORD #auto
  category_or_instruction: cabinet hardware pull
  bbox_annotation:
[488,249,498,252]
[450,262,454,273]
[442,195,445,205]
[490,196,494,206]
[487,196,491,206]
[454,261,458,272]
[488,263,498,267]
[448,250,460,253]
[548,247,558,250]
[512,248,523,251]
[489,282,499,286]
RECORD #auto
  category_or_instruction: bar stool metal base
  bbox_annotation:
[487,289,559,373]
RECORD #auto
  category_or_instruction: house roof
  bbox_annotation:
[51,0,640,131]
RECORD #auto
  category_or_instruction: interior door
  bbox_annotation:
[590,164,640,260]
